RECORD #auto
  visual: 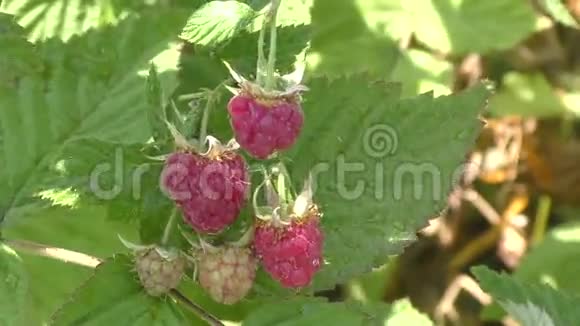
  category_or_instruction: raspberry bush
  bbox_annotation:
[3,0,579,325]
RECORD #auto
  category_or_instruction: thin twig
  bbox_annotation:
[256,13,267,85]
[435,274,492,325]
[169,289,224,326]
[531,195,552,245]
[449,227,500,273]
[161,208,178,246]
[4,239,103,268]
[265,0,282,90]
[462,189,501,225]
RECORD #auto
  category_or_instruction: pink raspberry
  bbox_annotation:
[253,207,323,288]
[227,94,304,159]
[161,150,249,234]
[197,246,257,304]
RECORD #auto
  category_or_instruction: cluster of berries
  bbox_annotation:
[134,80,324,305]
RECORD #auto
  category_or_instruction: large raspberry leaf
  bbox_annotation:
[408,0,536,54]
[243,298,432,326]
[389,49,453,98]
[283,76,489,291]
[0,0,203,41]
[0,243,27,325]
[0,13,42,86]
[50,255,188,325]
[52,138,192,248]
[310,0,536,57]
[310,0,454,96]
[0,11,187,224]
[309,0,400,76]
[473,266,580,326]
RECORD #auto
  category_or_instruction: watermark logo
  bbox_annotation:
[85,123,475,203]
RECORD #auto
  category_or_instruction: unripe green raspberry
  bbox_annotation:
[198,246,257,304]
[135,248,185,296]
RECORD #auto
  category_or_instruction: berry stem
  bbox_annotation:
[264,0,282,90]
[161,208,178,246]
[198,84,223,150]
[256,17,267,86]
[169,289,224,326]
[3,238,102,268]
[198,93,213,148]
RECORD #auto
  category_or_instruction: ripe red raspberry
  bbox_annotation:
[227,93,304,159]
[253,206,323,288]
[197,246,257,304]
[160,149,249,233]
[135,248,185,296]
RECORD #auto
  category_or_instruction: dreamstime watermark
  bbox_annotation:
[87,124,480,202]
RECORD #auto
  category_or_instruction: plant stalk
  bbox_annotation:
[3,238,103,268]
[531,195,552,246]
[198,93,213,148]
[161,208,178,246]
[169,289,224,326]
[265,0,282,90]
[256,19,267,85]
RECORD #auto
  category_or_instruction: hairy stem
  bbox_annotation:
[161,208,178,246]
[4,238,103,268]
[264,0,282,90]
[169,289,224,326]
[198,94,213,148]
[531,195,552,245]
[256,16,267,86]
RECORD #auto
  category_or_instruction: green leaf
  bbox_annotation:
[515,222,580,294]
[346,259,396,302]
[1,0,127,41]
[0,11,187,224]
[383,299,433,325]
[0,243,27,326]
[276,0,312,25]
[57,139,176,241]
[308,0,400,76]
[389,49,452,97]
[0,12,42,86]
[539,0,579,28]
[309,0,535,58]
[0,0,191,41]
[284,77,488,291]
[410,0,536,54]
[176,278,263,323]
[51,255,186,325]
[146,64,169,143]
[489,72,568,117]
[3,206,137,325]
[243,298,431,326]
[473,266,580,326]
[180,0,257,46]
